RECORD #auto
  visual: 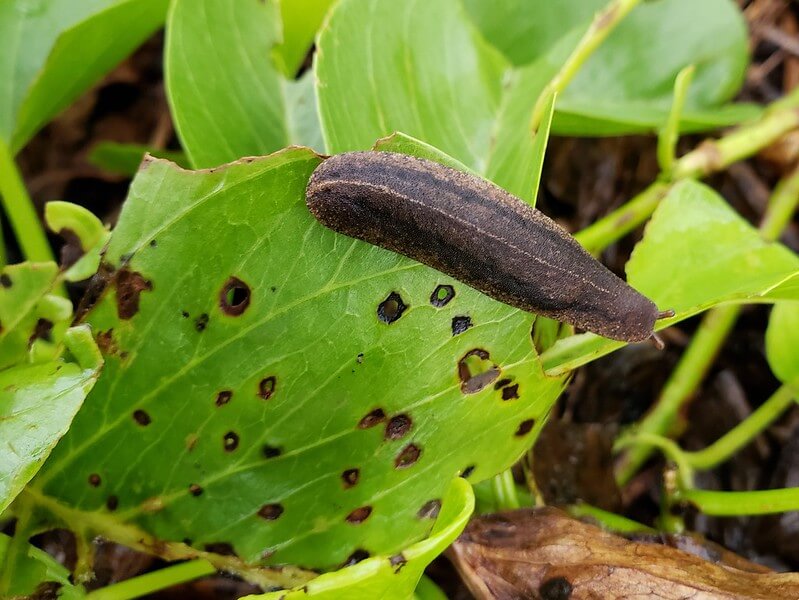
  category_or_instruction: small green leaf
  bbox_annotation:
[766,303,799,385]
[0,262,71,369]
[166,0,322,168]
[2,0,168,151]
[0,325,102,515]
[0,533,85,599]
[528,91,556,208]
[247,478,473,600]
[88,141,190,176]
[373,132,476,175]
[274,0,336,77]
[45,201,106,252]
[541,180,799,374]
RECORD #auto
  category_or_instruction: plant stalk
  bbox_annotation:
[85,560,216,600]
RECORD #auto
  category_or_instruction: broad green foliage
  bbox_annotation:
[542,180,799,374]
[0,325,102,515]
[766,303,799,385]
[0,0,168,151]
[250,478,473,600]
[463,0,756,135]
[33,148,567,569]
[166,0,322,168]
[274,0,336,77]
[0,533,85,599]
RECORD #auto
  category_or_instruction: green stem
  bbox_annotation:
[578,94,799,254]
[679,487,799,516]
[0,136,55,264]
[616,162,799,485]
[575,182,669,254]
[685,383,797,470]
[567,502,654,534]
[85,560,215,600]
[529,0,642,130]
[657,65,695,176]
[491,469,521,510]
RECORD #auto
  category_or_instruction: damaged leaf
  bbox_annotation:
[449,507,799,599]
[31,147,566,571]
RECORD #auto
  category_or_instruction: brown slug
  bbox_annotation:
[305,151,664,343]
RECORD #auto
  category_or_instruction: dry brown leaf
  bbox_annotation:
[448,507,799,599]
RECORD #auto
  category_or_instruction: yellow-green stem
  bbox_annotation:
[85,560,215,600]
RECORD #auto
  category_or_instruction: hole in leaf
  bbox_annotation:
[223,431,239,451]
[342,468,360,488]
[358,408,386,429]
[0,274,11,288]
[461,465,475,479]
[494,378,512,390]
[342,549,370,567]
[502,384,520,400]
[417,499,441,519]
[457,349,500,394]
[389,553,407,572]
[384,414,412,440]
[258,503,284,520]
[262,444,282,459]
[394,444,421,469]
[377,292,407,324]
[451,315,472,336]
[204,542,236,556]
[219,277,251,316]
[132,410,151,426]
[258,377,276,400]
[345,506,372,524]
[430,284,455,307]
[215,390,233,407]
[106,496,119,511]
[515,419,536,436]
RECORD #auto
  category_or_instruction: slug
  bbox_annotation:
[305,151,665,343]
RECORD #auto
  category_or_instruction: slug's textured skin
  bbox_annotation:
[306,151,659,342]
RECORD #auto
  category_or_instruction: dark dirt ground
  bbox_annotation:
[6,0,799,597]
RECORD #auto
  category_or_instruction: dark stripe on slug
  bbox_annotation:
[305,151,660,342]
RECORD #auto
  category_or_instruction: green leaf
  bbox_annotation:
[528,91,556,208]
[541,180,799,375]
[766,303,799,385]
[88,141,190,176]
[463,0,756,134]
[0,533,85,599]
[32,148,566,571]
[0,262,72,369]
[0,325,102,515]
[45,201,111,281]
[1,0,168,152]
[274,0,336,77]
[248,478,473,599]
[165,0,322,168]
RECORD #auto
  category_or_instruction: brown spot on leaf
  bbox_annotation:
[385,414,412,440]
[342,549,370,567]
[346,506,372,524]
[0,274,11,288]
[194,313,209,332]
[74,262,114,323]
[258,503,284,520]
[458,348,500,394]
[133,409,151,426]
[29,318,54,346]
[216,390,233,407]
[395,444,421,469]
[389,553,407,572]
[502,384,520,400]
[96,329,118,355]
[88,473,101,487]
[494,378,512,390]
[418,499,441,519]
[258,376,276,400]
[262,444,282,459]
[189,483,203,497]
[516,419,536,436]
[430,284,455,307]
[219,276,251,316]
[451,315,472,335]
[342,468,360,488]
[377,291,407,324]
[461,465,475,478]
[106,495,119,511]
[223,431,239,451]
[115,268,152,320]
[185,433,199,451]
[358,408,386,429]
